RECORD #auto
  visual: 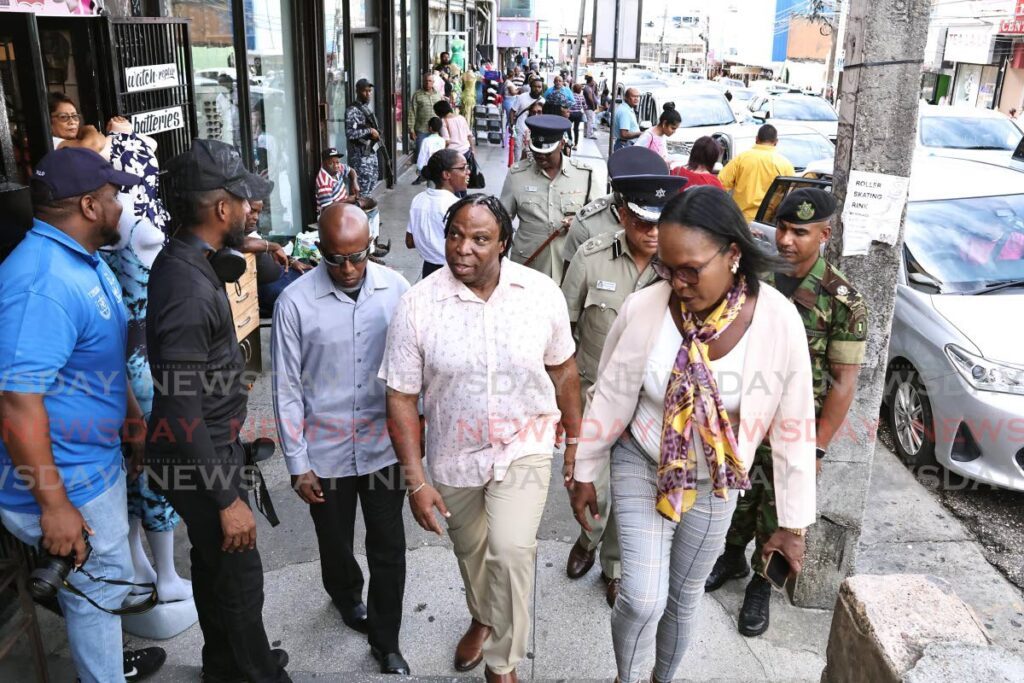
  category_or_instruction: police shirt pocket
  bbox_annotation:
[560,192,586,217]
[580,288,623,358]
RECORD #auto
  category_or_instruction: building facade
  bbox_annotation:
[0,0,490,238]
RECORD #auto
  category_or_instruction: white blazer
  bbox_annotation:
[573,280,817,528]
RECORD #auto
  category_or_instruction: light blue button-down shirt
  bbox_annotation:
[271,261,410,478]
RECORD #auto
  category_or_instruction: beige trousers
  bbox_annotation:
[437,453,551,675]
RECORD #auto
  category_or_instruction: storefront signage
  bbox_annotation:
[131,106,184,135]
[999,17,1024,35]
[944,26,996,64]
[125,63,179,93]
[0,0,100,16]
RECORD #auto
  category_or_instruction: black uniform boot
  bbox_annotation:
[738,575,772,637]
[704,544,750,592]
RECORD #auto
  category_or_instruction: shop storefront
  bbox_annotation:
[0,0,435,239]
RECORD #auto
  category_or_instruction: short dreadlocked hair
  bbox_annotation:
[443,194,513,258]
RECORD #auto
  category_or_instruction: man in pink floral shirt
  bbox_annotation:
[379,195,581,683]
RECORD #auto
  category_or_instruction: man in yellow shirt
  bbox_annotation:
[718,124,795,221]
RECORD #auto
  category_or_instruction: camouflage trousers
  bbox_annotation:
[724,444,777,574]
[350,149,380,194]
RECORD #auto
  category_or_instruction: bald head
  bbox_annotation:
[319,202,370,251]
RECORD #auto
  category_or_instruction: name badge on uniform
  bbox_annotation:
[596,280,617,292]
[525,185,538,192]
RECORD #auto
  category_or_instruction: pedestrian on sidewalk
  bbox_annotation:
[315,147,360,215]
[500,115,606,283]
[671,136,724,190]
[347,78,383,195]
[272,203,412,676]
[408,73,443,183]
[569,83,586,148]
[560,168,686,609]
[568,187,816,683]
[406,148,467,278]
[634,103,681,163]
[613,88,642,151]
[582,75,599,139]
[510,76,545,163]
[415,117,446,181]
[705,188,867,638]
[561,146,669,270]
[434,99,475,187]
[380,195,582,683]
[148,140,290,683]
[0,148,167,683]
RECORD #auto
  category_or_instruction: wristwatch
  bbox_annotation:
[781,527,806,538]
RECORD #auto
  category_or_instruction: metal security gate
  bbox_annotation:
[102,18,197,170]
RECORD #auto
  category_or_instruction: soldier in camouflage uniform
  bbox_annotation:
[705,188,868,637]
[346,78,382,194]
[561,168,686,608]
[561,146,670,273]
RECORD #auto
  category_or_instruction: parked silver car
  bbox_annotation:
[750,155,1024,491]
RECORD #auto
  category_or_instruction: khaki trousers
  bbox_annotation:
[437,453,551,675]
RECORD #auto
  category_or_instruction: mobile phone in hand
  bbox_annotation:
[763,551,791,591]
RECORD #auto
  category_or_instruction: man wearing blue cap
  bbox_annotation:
[499,114,606,282]
[561,146,670,271]
[146,139,290,682]
[0,148,167,682]
[559,167,686,607]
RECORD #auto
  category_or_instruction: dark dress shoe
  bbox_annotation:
[201,649,289,682]
[738,575,772,637]
[566,538,596,579]
[335,601,369,634]
[484,665,518,682]
[454,618,491,671]
[705,545,750,593]
[371,647,411,675]
[603,575,621,608]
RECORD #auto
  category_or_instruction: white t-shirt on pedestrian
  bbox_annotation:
[417,133,446,171]
[406,187,457,266]
[514,93,542,135]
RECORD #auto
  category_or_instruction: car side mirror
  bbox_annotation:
[639,120,652,130]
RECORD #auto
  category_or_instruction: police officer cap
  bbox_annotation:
[608,146,669,179]
[526,115,572,154]
[776,187,836,225]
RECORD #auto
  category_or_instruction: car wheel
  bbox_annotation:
[887,366,937,467]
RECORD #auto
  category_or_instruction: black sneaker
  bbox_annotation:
[704,545,750,592]
[124,647,166,682]
[738,574,772,637]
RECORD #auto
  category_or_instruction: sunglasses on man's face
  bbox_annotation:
[316,242,372,267]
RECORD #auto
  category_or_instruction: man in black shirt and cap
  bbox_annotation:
[147,139,290,683]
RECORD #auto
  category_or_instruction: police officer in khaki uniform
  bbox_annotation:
[561,146,670,272]
[705,188,868,638]
[500,115,607,282]
[561,169,687,607]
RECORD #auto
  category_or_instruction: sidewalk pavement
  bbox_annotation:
[4,139,1023,682]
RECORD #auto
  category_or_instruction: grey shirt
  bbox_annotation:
[271,261,410,478]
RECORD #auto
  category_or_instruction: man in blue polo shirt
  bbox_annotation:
[0,148,164,683]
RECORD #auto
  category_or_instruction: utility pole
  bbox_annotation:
[824,0,848,99]
[792,0,931,609]
[573,0,587,80]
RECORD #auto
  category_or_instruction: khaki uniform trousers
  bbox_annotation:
[436,453,551,675]
[577,385,621,579]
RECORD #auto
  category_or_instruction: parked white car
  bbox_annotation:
[648,87,747,164]
[917,104,1024,165]
[748,92,839,142]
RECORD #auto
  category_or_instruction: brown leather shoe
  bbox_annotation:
[566,538,596,579]
[484,666,518,682]
[454,619,490,672]
[602,573,621,608]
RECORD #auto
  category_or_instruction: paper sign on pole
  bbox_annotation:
[591,0,642,63]
[840,170,910,256]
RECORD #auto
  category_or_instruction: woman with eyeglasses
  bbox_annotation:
[568,187,816,683]
[48,93,108,154]
[405,148,470,279]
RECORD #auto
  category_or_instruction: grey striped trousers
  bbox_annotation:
[610,435,738,683]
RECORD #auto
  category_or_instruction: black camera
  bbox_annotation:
[29,533,92,600]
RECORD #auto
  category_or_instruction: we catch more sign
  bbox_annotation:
[125,63,179,93]
[132,106,185,135]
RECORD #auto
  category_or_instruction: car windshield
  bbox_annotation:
[730,90,756,102]
[918,116,1023,150]
[905,194,1024,293]
[678,94,735,127]
[774,96,838,121]
[776,135,835,170]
